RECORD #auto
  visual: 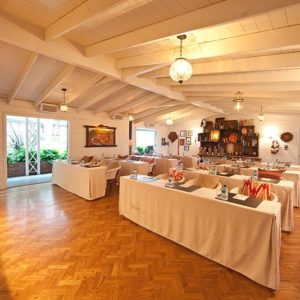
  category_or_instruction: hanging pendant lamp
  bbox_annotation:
[169,35,193,84]
[233,91,244,112]
[60,88,68,112]
[258,105,265,121]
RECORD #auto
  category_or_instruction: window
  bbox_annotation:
[136,128,156,149]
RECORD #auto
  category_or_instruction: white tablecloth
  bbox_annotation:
[119,160,151,176]
[52,161,107,200]
[119,176,281,290]
[153,158,178,175]
[184,170,294,232]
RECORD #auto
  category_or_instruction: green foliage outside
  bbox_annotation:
[7,148,67,164]
[136,146,152,154]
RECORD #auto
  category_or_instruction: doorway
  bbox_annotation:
[6,115,68,187]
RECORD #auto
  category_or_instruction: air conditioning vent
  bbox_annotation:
[110,114,123,120]
[39,103,58,113]
[144,122,155,128]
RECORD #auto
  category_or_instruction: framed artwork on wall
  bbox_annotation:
[84,124,117,147]
[186,137,191,145]
[179,138,185,146]
[188,130,193,137]
[180,130,187,137]
[184,146,189,151]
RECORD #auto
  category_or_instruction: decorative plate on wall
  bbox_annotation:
[280,132,293,143]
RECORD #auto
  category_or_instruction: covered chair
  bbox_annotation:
[230,187,278,202]
[185,174,221,189]
[105,161,121,193]
[180,156,193,168]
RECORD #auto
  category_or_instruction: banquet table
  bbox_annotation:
[212,164,300,208]
[184,169,294,232]
[119,176,281,290]
[119,160,152,176]
[52,161,107,200]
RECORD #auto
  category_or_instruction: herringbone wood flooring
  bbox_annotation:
[0,183,299,300]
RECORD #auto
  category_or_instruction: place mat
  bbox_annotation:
[84,165,99,168]
[216,193,263,208]
[217,172,234,177]
[258,177,280,184]
[166,183,200,192]
[136,175,159,182]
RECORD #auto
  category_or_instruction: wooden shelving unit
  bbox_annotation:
[198,124,259,158]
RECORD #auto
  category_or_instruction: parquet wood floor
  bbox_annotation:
[0,183,299,300]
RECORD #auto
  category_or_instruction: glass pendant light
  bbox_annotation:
[169,35,193,84]
[258,105,265,121]
[60,88,68,112]
[233,91,244,112]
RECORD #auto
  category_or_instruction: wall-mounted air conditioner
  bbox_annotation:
[39,103,59,113]
[110,114,124,120]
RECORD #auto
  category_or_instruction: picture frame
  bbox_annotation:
[184,146,189,151]
[186,137,191,145]
[188,130,193,137]
[180,130,187,137]
[179,138,185,146]
[84,124,117,147]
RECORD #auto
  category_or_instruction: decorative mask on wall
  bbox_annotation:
[168,131,178,143]
[280,132,293,143]
[271,140,279,154]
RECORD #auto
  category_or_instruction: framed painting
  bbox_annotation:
[180,130,187,137]
[186,137,192,145]
[188,130,193,137]
[184,146,189,151]
[84,124,117,147]
[179,138,185,146]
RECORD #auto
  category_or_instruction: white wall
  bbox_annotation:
[0,99,129,189]
[132,122,169,155]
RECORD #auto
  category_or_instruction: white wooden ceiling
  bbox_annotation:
[1,0,300,125]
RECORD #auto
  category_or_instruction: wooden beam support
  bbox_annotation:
[8,52,39,104]
[142,52,300,78]
[116,24,300,68]
[94,87,145,112]
[121,64,168,79]
[34,64,75,107]
[157,69,300,86]
[134,104,188,124]
[77,81,127,111]
[131,97,172,114]
[108,92,158,115]
[67,74,106,105]
[45,0,155,40]
[85,0,300,55]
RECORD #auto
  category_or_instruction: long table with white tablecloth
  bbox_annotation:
[52,161,107,200]
[184,169,294,232]
[119,176,281,290]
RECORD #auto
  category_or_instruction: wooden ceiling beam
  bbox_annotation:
[152,106,201,122]
[34,64,75,107]
[131,97,172,114]
[94,87,145,113]
[8,52,39,104]
[157,69,300,86]
[45,0,155,40]
[116,24,300,68]
[77,81,127,111]
[67,74,107,105]
[142,52,300,78]
[172,82,300,92]
[134,104,189,124]
[121,64,168,79]
[108,92,158,115]
[85,0,299,55]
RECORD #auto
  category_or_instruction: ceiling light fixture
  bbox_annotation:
[129,114,134,121]
[233,91,244,112]
[166,113,173,126]
[169,34,193,84]
[258,105,265,122]
[60,88,68,112]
